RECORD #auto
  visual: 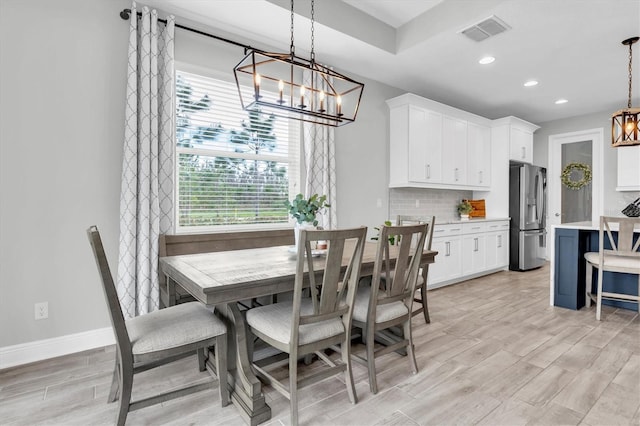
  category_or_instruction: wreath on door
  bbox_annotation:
[561,162,592,190]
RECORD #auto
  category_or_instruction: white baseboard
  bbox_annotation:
[0,327,115,370]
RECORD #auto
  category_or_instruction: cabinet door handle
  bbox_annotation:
[521,146,526,159]
[445,241,451,256]
[479,170,483,183]
[474,237,478,251]
[454,168,459,181]
[426,164,431,179]
[498,235,502,248]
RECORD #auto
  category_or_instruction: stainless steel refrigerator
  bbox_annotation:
[509,163,547,271]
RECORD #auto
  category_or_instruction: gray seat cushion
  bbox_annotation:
[126,302,226,356]
[352,285,409,324]
[246,299,344,346]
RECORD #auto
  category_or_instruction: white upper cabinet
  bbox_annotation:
[442,115,468,185]
[387,93,492,190]
[616,145,640,191]
[493,117,539,164]
[467,122,492,187]
[407,106,443,183]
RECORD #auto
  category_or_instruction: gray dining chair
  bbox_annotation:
[394,215,435,323]
[87,226,229,426]
[352,223,428,394]
[584,216,640,320]
[245,226,367,426]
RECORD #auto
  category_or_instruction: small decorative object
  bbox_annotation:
[372,220,396,245]
[622,197,640,217]
[285,193,330,251]
[457,200,473,220]
[561,162,592,190]
[468,199,486,218]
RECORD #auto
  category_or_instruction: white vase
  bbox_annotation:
[460,214,470,221]
[294,222,316,252]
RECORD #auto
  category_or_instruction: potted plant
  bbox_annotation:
[457,199,473,220]
[285,193,330,250]
[372,220,396,245]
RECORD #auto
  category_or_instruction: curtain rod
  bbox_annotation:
[119,8,264,54]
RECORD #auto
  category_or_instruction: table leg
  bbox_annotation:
[219,303,271,426]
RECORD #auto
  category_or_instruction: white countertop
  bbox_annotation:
[551,217,637,231]
[435,217,510,225]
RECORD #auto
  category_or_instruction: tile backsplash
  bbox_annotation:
[389,188,472,223]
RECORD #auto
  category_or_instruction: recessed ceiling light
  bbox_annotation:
[555,99,568,104]
[478,56,495,65]
[524,80,538,87]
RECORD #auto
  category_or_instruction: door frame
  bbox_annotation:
[547,128,603,230]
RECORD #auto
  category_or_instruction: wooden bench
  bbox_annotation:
[158,229,294,307]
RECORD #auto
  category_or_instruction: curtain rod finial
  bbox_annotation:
[120,8,131,20]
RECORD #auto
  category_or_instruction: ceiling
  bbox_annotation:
[142,0,640,125]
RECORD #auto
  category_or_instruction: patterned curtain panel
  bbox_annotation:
[118,3,175,319]
[302,71,337,229]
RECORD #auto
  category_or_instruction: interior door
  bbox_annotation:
[548,128,603,257]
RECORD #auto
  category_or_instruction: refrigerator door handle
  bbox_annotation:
[522,230,546,236]
[536,170,544,227]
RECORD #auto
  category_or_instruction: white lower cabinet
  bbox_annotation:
[428,220,509,289]
[461,222,487,275]
[485,221,510,270]
[429,230,463,284]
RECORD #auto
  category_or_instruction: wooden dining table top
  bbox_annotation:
[159,241,437,306]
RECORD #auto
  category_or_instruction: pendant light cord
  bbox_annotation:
[628,41,634,109]
[310,0,316,64]
[290,0,295,58]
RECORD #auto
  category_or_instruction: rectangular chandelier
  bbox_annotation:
[612,108,640,147]
[233,50,364,127]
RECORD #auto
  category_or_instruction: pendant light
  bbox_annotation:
[612,36,640,147]
[233,0,364,127]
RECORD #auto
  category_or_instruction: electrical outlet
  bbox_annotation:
[35,302,48,320]
[415,199,420,208]
[376,198,382,208]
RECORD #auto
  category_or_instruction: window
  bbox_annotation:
[175,70,299,231]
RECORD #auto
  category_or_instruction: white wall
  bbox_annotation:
[0,0,130,348]
[533,109,640,216]
[0,0,402,350]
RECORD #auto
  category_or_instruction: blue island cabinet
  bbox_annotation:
[553,228,590,309]
[553,226,639,311]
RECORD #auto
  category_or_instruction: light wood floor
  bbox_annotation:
[2,263,639,425]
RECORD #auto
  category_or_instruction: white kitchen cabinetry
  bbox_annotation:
[389,103,443,186]
[462,222,487,275]
[387,93,492,190]
[493,117,539,164]
[442,115,468,185]
[408,107,443,183]
[467,122,492,187]
[428,224,463,285]
[428,219,510,290]
[616,145,640,191]
[485,221,510,270]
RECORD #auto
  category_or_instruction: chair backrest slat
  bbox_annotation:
[292,227,367,345]
[600,216,640,258]
[396,215,436,250]
[379,224,428,300]
[87,226,133,358]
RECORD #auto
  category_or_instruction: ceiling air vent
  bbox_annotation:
[460,15,511,42]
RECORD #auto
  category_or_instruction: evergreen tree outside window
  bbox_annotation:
[175,70,300,230]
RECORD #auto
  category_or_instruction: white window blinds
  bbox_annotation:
[176,70,299,230]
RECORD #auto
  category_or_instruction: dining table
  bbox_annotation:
[159,240,437,425]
